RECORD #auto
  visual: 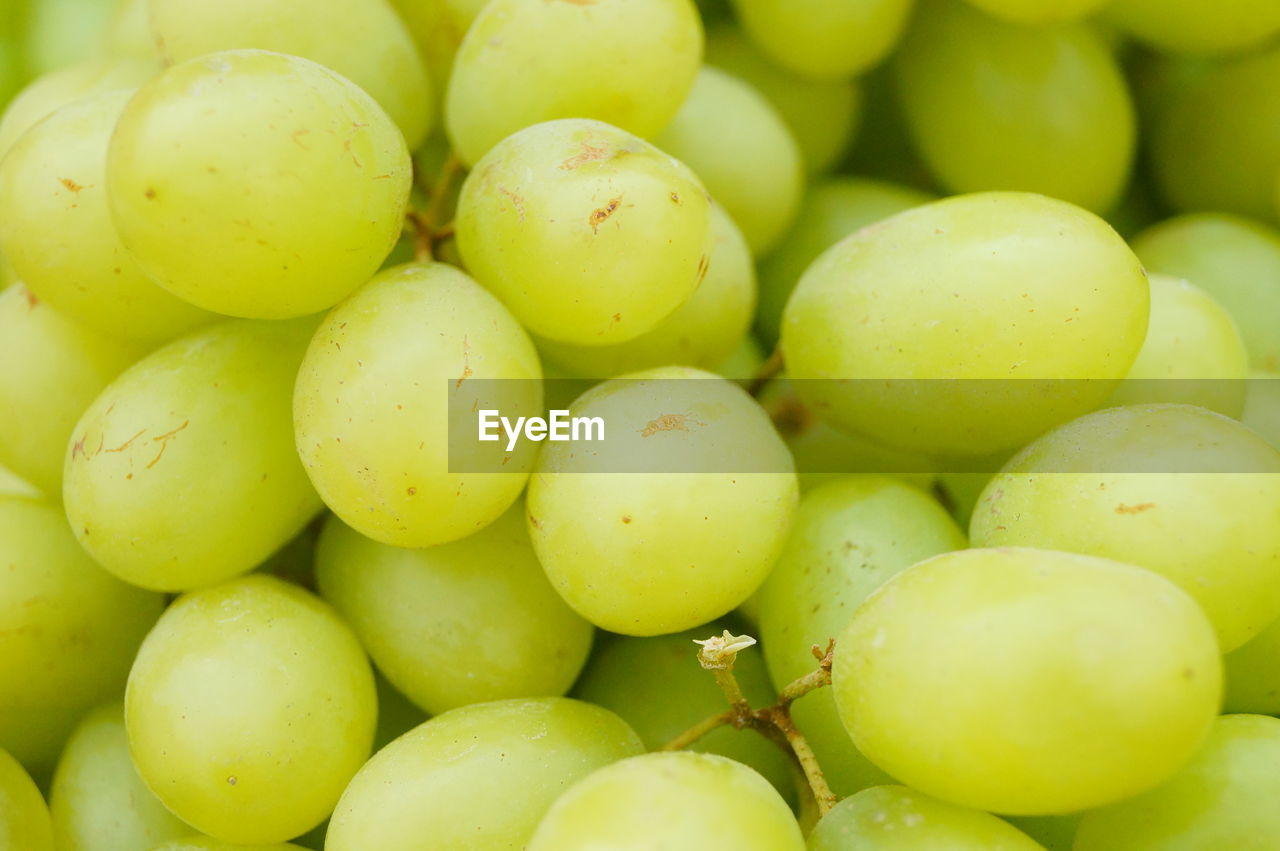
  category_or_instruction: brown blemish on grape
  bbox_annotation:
[144,187,157,200]
[71,435,87,460]
[498,186,526,221]
[407,487,417,496]
[589,196,622,233]
[528,511,542,530]
[227,776,237,786]
[622,515,632,523]
[559,140,609,170]
[59,178,86,192]
[22,288,38,309]
[104,429,145,453]
[292,129,311,150]
[639,413,704,437]
[670,192,680,204]
[344,139,362,169]
[1116,502,1156,515]
[556,0,598,5]
[456,336,472,388]
[146,420,190,469]
[695,254,710,285]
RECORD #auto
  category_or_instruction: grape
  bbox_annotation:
[315,504,593,715]
[0,90,217,342]
[808,785,1046,850]
[49,702,190,851]
[728,0,912,81]
[126,575,375,844]
[781,191,1149,457]
[0,746,54,851]
[1108,274,1248,416]
[1104,0,1280,55]
[0,284,144,495]
[536,203,754,378]
[455,118,711,346]
[1074,714,1280,849]
[1243,371,1280,450]
[960,0,1110,24]
[293,262,541,549]
[1223,613,1280,714]
[714,335,767,383]
[444,0,702,167]
[893,0,1134,214]
[971,403,1280,650]
[0,463,39,499]
[64,317,322,591]
[388,0,487,115]
[22,0,115,75]
[654,67,802,255]
[834,547,1221,815]
[148,0,431,148]
[527,366,797,635]
[107,0,158,60]
[756,177,932,347]
[149,838,308,850]
[1131,213,1280,371]
[704,25,860,175]
[570,625,794,800]
[757,476,966,796]
[527,751,804,850]
[326,698,644,850]
[107,50,411,319]
[0,497,163,777]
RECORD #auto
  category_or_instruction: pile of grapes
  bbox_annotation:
[3,0,1280,848]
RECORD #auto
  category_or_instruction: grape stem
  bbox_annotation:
[407,152,464,262]
[660,632,839,817]
[748,348,784,398]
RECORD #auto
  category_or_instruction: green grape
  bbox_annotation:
[1075,714,1280,848]
[1108,275,1248,415]
[0,497,164,777]
[527,366,798,635]
[971,404,1280,650]
[1151,47,1280,224]
[756,177,932,347]
[387,0,486,116]
[444,0,702,167]
[49,702,190,851]
[655,67,802,255]
[808,785,1046,850]
[728,0,912,81]
[714,335,766,383]
[894,0,1134,214]
[757,476,965,796]
[326,698,644,850]
[1131,213,1280,371]
[293,262,541,549]
[127,575,375,844]
[834,547,1221,815]
[1243,371,1280,450]
[704,25,859,175]
[148,0,430,147]
[960,0,1110,24]
[527,751,804,850]
[0,284,144,495]
[781,191,1149,457]
[570,626,793,800]
[64,318,322,591]
[315,504,593,715]
[23,0,115,74]
[107,50,411,319]
[149,839,307,851]
[0,90,217,342]
[537,203,754,378]
[1104,0,1280,55]
[1223,614,1280,714]
[0,746,54,851]
[456,118,711,346]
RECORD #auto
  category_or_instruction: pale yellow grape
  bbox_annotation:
[1223,616,1280,714]
[0,747,53,851]
[315,504,593,715]
[704,26,859,175]
[656,68,801,255]
[49,702,190,851]
[456,119,711,346]
[445,0,702,166]
[1104,0,1280,55]
[150,839,307,851]
[756,177,932,346]
[0,284,143,495]
[64,318,322,591]
[527,367,797,635]
[894,0,1134,214]
[835,547,1221,815]
[808,785,1046,850]
[326,698,644,851]
[781,192,1149,456]
[1109,275,1248,415]
[729,0,912,80]
[528,752,804,850]
[148,0,430,147]
[23,0,115,74]
[537,203,754,378]
[0,498,163,777]
[293,262,541,548]
[0,90,217,342]
[107,0,159,60]
[127,575,375,844]
[107,50,411,319]
[757,476,966,796]
[971,404,1280,650]
[1131,213,1280,371]
[961,0,1110,24]
[1243,371,1280,450]
[1075,715,1280,848]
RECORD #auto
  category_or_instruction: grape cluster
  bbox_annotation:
[2,0,1280,849]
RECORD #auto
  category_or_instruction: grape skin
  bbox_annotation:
[0,746,54,851]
